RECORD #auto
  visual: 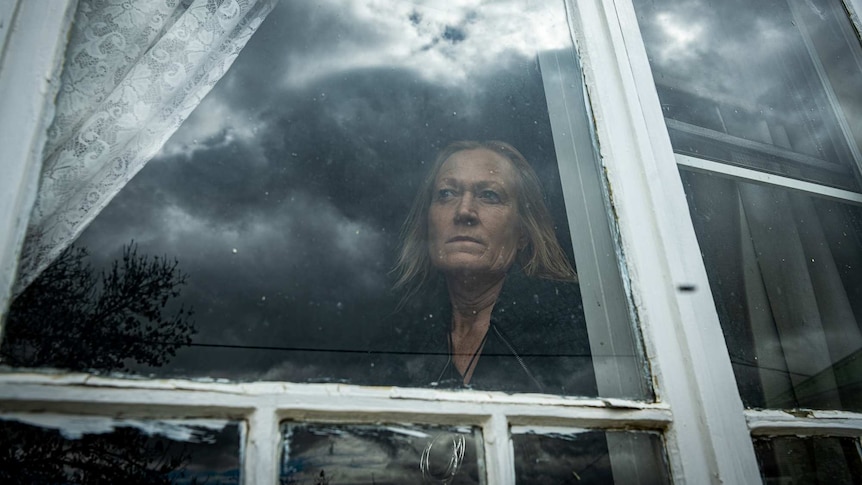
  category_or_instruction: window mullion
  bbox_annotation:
[483,412,514,485]
[676,154,862,205]
[244,405,279,485]
[746,409,862,438]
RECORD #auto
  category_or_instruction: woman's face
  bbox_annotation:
[428,148,525,276]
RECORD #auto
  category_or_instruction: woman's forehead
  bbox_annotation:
[435,148,517,185]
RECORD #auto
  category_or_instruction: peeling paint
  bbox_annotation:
[787,409,815,419]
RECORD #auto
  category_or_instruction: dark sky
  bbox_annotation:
[73,0,580,382]
[41,0,862,385]
[632,0,862,188]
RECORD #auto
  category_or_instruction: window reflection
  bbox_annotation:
[280,423,482,485]
[0,418,241,484]
[633,0,862,190]
[5,0,648,400]
[1,243,195,372]
[754,436,862,484]
[682,170,862,411]
[512,429,670,484]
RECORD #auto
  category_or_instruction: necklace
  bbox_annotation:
[448,325,490,384]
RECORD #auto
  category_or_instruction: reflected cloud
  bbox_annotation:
[68,0,575,382]
[653,11,704,63]
[275,0,569,88]
[635,0,862,188]
[156,94,267,161]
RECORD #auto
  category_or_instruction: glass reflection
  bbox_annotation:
[4,0,650,400]
[512,430,670,484]
[4,1,577,386]
[280,423,482,485]
[682,169,862,411]
[0,418,241,484]
[2,2,583,389]
[633,0,862,190]
[754,436,862,484]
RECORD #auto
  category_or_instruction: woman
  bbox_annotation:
[393,141,596,395]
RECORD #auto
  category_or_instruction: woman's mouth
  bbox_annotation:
[447,236,483,244]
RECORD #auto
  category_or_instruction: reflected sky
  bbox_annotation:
[65,0,578,382]
[633,0,862,189]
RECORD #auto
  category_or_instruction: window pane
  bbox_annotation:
[633,0,862,191]
[754,436,862,485]
[681,169,862,411]
[512,429,670,484]
[4,1,650,399]
[280,423,482,484]
[0,417,241,484]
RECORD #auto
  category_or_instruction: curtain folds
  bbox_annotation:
[740,183,861,409]
[14,0,275,294]
[682,169,862,410]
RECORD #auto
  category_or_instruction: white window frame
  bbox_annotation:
[607,0,862,479]
[1,0,861,483]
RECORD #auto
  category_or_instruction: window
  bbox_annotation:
[632,0,862,481]
[1,0,669,483]
[3,0,649,402]
[4,0,859,483]
[5,0,652,400]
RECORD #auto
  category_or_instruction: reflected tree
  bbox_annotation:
[1,242,195,372]
[0,422,189,485]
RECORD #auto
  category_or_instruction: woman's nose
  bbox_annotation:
[454,194,478,225]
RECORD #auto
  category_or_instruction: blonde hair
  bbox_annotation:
[393,140,576,297]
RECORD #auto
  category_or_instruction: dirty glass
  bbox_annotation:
[0,417,241,484]
[280,423,482,484]
[3,0,650,399]
[511,429,670,484]
[632,0,862,190]
[754,436,862,485]
[681,169,862,411]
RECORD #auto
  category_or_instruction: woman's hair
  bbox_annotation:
[393,140,576,296]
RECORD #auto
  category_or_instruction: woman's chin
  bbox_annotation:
[435,257,513,278]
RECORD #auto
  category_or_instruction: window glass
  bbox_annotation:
[753,435,862,484]
[280,423,482,484]
[4,1,650,399]
[681,169,862,411]
[511,429,670,484]
[633,0,862,190]
[0,417,241,484]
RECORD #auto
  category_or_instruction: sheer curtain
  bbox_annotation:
[682,169,862,410]
[739,184,862,409]
[14,0,275,294]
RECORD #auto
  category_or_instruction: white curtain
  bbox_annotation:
[14,0,275,294]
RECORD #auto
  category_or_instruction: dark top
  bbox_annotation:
[389,268,597,395]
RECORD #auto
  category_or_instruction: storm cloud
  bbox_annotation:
[71,0,578,382]
[633,0,862,189]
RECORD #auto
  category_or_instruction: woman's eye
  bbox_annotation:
[436,188,456,200]
[480,190,501,203]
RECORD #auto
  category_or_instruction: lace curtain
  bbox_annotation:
[14,0,275,294]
